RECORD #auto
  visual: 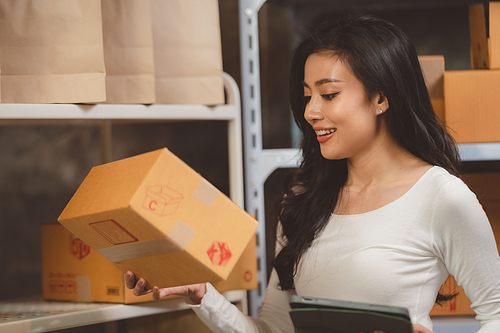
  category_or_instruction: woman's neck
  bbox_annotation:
[345,134,428,190]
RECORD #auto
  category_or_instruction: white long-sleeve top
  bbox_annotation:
[191,166,500,332]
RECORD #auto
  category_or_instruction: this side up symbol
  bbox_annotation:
[143,185,184,216]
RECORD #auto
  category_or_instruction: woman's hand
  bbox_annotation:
[370,324,434,333]
[125,270,207,305]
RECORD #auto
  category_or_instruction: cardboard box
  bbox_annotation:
[431,172,500,316]
[42,224,258,303]
[58,148,259,290]
[430,275,474,316]
[42,224,150,303]
[444,69,500,143]
[418,55,445,121]
[469,2,500,69]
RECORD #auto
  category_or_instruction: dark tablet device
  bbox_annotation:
[289,295,414,333]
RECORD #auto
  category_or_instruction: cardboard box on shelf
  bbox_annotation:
[418,55,445,121]
[431,171,500,317]
[58,148,259,291]
[42,224,258,303]
[469,2,500,69]
[444,69,500,143]
[42,224,150,303]
[430,99,444,123]
[430,275,474,316]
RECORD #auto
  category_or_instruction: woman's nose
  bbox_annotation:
[304,97,324,121]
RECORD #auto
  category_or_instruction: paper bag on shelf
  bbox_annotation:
[151,0,224,105]
[0,0,106,103]
[101,0,155,104]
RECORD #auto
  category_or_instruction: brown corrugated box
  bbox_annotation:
[469,2,500,69]
[42,224,257,303]
[419,55,445,121]
[440,3,500,143]
[58,148,258,291]
[444,69,500,143]
[444,2,500,143]
[430,275,474,316]
[431,172,500,316]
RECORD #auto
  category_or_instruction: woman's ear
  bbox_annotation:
[375,91,389,114]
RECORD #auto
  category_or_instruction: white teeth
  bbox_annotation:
[315,128,336,136]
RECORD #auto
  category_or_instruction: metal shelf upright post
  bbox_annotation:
[239,0,300,318]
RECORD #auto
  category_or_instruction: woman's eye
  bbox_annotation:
[322,93,339,101]
[303,96,311,104]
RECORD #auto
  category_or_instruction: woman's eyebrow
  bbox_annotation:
[302,78,343,88]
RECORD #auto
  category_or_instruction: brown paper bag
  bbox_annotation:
[101,0,155,104]
[0,0,106,103]
[151,0,224,105]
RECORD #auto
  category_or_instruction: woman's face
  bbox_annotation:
[303,52,388,161]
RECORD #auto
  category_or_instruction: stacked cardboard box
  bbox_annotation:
[419,55,445,122]
[42,224,258,303]
[444,2,500,143]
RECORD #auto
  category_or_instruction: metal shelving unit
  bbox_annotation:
[0,73,249,332]
[0,290,245,333]
[239,0,500,330]
[0,73,245,208]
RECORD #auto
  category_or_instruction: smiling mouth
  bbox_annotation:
[315,128,337,136]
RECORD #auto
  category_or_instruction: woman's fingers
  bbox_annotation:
[125,271,206,303]
[152,283,207,304]
[125,270,137,289]
[152,285,187,300]
[133,277,152,296]
[125,270,152,296]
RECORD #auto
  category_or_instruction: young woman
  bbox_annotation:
[126,15,500,332]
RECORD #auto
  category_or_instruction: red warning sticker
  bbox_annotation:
[89,219,138,245]
[244,270,253,283]
[207,241,232,266]
[69,235,90,260]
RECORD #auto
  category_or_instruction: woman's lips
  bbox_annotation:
[315,128,336,143]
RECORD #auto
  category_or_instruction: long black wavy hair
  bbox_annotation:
[273,14,460,299]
